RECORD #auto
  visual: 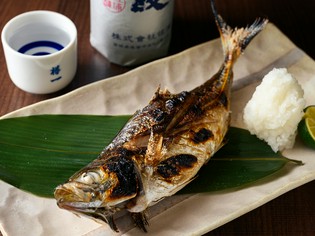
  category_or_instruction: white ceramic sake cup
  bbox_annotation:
[1,10,77,94]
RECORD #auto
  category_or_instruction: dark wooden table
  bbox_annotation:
[1,0,315,235]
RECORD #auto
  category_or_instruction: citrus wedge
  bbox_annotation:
[298,105,315,149]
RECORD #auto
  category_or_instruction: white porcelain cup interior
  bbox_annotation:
[1,10,77,94]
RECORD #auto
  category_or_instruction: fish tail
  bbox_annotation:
[205,0,268,96]
[210,0,268,64]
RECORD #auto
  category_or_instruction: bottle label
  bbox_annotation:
[90,0,174,66]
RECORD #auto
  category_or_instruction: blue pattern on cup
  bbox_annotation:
[18,40,64,56]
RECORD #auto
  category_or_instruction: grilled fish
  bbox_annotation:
[54,0,268,232]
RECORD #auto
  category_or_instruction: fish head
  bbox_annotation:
[54,155,140,229]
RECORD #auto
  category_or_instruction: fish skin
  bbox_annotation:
[54,0,268,232]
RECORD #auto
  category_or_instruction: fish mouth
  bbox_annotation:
[55,184,120,231]
[54,183,102,208]
[56,197,101,212]
[54,185,79,205]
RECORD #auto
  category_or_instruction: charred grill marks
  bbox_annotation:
[153,108,166,122]
[156,154,198,179]
[106,155,138,199]
[192,128,214,144]
[165,91,190,110]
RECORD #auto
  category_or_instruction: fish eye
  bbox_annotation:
[79,171,101,184]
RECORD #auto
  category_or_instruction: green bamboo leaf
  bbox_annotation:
[0,115,299,198]
[0,115,130,197]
